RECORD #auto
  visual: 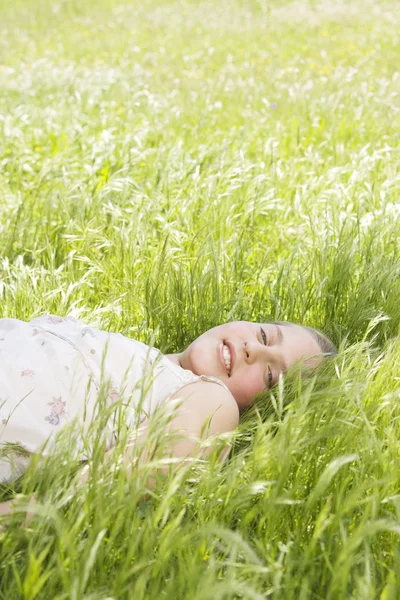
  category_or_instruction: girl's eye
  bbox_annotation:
[268,367,273,388]
[260,327,267,345]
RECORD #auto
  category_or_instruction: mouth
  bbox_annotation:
[219,340,235,377]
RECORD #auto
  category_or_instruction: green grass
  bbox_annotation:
[1,0,400,597]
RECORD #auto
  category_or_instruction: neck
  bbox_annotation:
[165,352,184,368]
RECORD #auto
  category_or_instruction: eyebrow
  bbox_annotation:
[274,324,289,374]
[275,324,284,344]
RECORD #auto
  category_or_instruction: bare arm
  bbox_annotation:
[0,499,14,516]
[0,496,37,521]
[80,381,239,485]
[157,380,239,459]
[0,382,239,517]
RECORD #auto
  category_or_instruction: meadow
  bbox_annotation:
[1,0,400,597]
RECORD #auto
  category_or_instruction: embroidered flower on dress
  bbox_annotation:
[32,328,40,336]
[108,388,120,402]
[46,413,60,426]
[45,396,67,426]
[21,369,35,378]
[81,327,96,338]
[46,316,64,324]
[1,418,7,425]
[141,356,154,369]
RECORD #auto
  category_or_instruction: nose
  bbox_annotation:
[244,340,274,364]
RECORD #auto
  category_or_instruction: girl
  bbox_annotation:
[0,315,336,506]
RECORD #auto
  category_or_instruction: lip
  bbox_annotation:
[225,341,236,374]
[219,341,229,376]
[219,340,236,377]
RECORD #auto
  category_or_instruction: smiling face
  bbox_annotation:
[178,321,324,411]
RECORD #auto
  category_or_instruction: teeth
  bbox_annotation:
[223,343,231,376]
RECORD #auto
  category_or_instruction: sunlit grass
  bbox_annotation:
[1,0,400,597]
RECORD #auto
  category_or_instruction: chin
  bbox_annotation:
[189,342,218,378]
[187,344,205,376]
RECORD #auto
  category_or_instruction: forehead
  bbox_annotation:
[260,321,323,369]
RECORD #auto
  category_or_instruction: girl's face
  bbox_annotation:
[179,321,323,411]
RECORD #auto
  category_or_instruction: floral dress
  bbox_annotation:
[0,315,228,482]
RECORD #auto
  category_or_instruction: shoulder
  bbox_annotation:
[169,379,239,435]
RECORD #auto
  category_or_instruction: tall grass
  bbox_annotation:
[1,0,400,597]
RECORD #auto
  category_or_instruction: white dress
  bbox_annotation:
[0,315,228,482]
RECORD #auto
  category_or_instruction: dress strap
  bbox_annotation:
[151,353,232,410]
[197,374,230,393]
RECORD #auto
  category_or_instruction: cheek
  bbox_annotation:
[189,339,217,375]
[230,370,264,406]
